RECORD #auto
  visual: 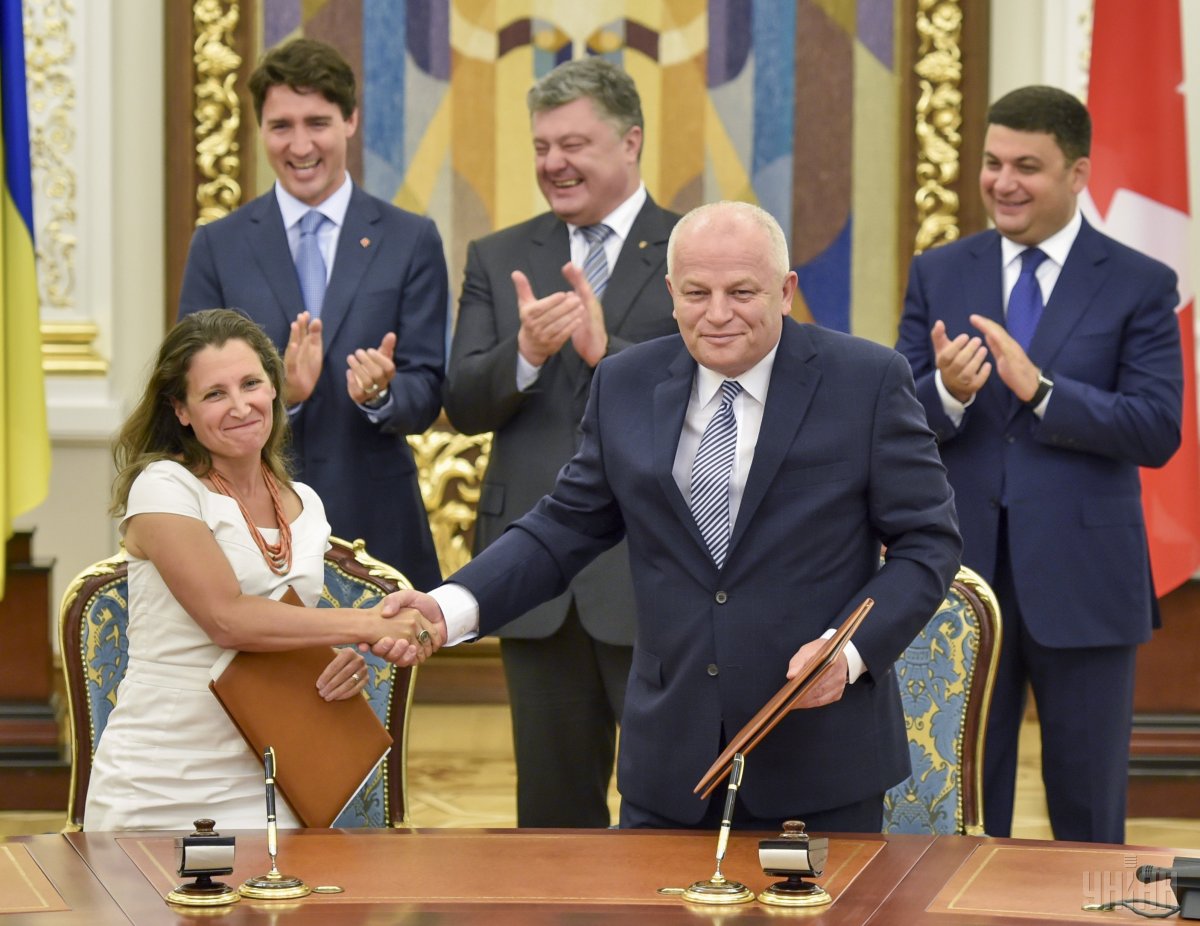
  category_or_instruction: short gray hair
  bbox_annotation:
[527,57,643,137]
[667,201,792,281]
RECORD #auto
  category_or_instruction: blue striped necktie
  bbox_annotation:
[1007,247,1048,351]
[579,224,614,298]
[690,380,743,568]
[295,209,330,317]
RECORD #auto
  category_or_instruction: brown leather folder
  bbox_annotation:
[693,597,874,800]
[208,587,393,827]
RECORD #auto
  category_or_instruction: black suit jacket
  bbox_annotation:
[443,197,681,642]
[450,320,962,821]
[179,184,448,590]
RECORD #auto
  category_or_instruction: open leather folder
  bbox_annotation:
[693,597,874,801]
[209,586,393,827]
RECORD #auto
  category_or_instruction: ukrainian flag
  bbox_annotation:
[0,0,49,598]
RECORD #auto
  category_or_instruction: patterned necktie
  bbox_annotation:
[1006,247,1048,351]
[579,224,614,299]
[690,380,743,568]
[295,209,330,318]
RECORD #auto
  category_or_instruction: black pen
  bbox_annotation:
[715,752,745,873]
[263,746,279,866]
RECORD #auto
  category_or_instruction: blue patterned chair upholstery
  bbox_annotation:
[882,566,1001,836]
[58,536,416,831]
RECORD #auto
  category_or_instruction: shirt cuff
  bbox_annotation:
[819,628,865,684]
[516,352,542,391]
[427,583,480,646]
[934,369,972,428]
[358,390,394,422]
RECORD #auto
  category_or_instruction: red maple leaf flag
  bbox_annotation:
[1082,0,1200,596]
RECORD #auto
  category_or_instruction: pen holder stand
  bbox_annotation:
[240,863,311,900]
[682,873,755,905]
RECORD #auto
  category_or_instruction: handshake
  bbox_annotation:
[363,589,449,667]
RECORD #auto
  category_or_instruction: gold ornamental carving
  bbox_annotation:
[408,430,492,578]
[913,0,963,255]
[192,0,242,226]
[23,0,105,373]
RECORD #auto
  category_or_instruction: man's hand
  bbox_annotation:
[284,311,323,405]
[561,261,609,367]
[969,314,1041,402]
[785,638,848,710]
[346,331,397,404]
[368,589,448,666]
[931,319,991,403]
[513,270,584,367]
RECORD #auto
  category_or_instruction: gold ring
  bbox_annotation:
[351,672,361,683]
[417,629,432,645]
[366,382,379,393]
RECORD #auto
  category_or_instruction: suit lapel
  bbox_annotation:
[247,192,306,329]
[728,321,819,558]
[653,345,712,568]
[1028,218,1109,369]
[319,186,382,349]
[965,231,1022,418]
[602,197,672,334]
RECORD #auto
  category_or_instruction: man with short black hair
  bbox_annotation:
[180,38,447,591]
[896,84,1183,843]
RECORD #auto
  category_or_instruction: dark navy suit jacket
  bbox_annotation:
[449,319,961,823]
[178,184,447,590]
[896,218,1182,648]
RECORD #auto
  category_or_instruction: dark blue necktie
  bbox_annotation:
[1007,247,1048,351]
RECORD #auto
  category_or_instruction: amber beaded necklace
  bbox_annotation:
[207,461,293,576]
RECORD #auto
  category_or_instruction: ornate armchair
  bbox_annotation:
[57,537,416,831]
[882,565,1002,836]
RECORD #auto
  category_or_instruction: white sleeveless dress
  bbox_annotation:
[83,460,331,831]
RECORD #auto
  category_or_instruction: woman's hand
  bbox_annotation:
[317,646,369,701]
[362,591,444,666]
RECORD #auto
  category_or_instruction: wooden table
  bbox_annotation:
[3,828,1194,924]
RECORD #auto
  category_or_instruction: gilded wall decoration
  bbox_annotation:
[913,0,963,255]
[192,0,242,226]
[23,0,105,373]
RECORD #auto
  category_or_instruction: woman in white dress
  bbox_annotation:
[84,309,440,831]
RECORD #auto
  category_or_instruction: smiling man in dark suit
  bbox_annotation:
[896,85,1183,843]
[442,58,681,828]
[389,201,960,831]
[178,39,447,592]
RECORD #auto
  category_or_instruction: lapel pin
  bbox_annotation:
[360,237,371,248]
[638,240,648,249]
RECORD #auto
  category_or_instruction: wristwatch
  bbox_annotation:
[1024,369,1054,408]
[363,387,390,409]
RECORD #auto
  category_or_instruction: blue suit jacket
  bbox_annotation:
[178,185,447,590]
[896,218,1182,648]
[450,319,961,822]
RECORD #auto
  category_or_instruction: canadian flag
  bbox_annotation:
[1082,0,1200,596]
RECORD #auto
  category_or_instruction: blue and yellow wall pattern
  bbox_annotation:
[261,0,903,344]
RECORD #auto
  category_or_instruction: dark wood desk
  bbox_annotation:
[3,829,1194,924]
